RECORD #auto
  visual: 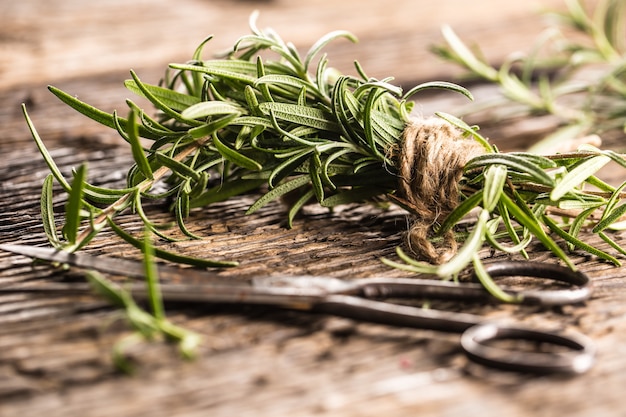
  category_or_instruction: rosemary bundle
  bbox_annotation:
[432,0,626,153]
[25,12,626,303]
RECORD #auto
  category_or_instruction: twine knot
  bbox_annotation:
[397,117,485,264]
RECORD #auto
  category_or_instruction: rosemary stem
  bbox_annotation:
[74,135,212,247]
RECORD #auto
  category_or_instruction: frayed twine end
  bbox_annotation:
[398,117,485,264]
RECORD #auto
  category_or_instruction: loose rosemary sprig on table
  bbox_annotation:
[432,0,626,153]
[86,229,201,372]
[24,12,626,306]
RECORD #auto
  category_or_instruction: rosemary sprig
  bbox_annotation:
[432,0,626,153]
[86,229,201,372]
[25,12,626,303]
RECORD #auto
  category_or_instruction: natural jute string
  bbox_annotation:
[398,117,485,264]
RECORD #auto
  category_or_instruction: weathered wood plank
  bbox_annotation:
[1,0,566,89]
[2,140,626,416]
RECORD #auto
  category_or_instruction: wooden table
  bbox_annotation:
[2,1,625,415]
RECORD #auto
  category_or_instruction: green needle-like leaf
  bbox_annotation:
[381,247,439,275]
[501,192,574,269]
[212,133,263,171]
[189,179,266,208]
[482,164,507,212]
[440,25,499,81]
[169,62,257,85]
[181,101,242,120]
[594,202,626,233]
[23,105,71,191]
[108,219,238,268]
[403,80,473,101]
[40,174,61,247]
[86,270,202,368]
[437,209,490,278]
[591,179,626,232]
[86,270,131,309]
[155,152,201,181]
[62,164,87,245]
[255,74,315,94]
[130,70,202,127]
[599,231,626,257]
[320,187,388,208]
[125,80,202,111]
[258,102,340,131]
[543,214,620,265]
[287,189,315,228]
[142,228,165,320]
[246,175,311,214]
[47,86,160,140]
[126,109,154,180]
[551,155,611,201]
[303,30,358,71]
[472,255,522,303]
[436,191,483,235]
[466,154,554,187]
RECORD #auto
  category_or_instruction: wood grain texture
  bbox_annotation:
[1,0,566,89]
[2,1,626,416]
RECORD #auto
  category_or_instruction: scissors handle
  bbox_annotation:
[480,261,591,306]
[461,323,595,374]
[346,261,591,306]
[314,294,595,374]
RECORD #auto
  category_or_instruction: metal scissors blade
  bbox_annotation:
[0,243,596,374]
[0,243,592,305]
[0,243,224,284]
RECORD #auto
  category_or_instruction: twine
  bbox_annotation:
[398,117,486,264]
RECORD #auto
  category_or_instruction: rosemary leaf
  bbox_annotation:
[255,74,316,96]
[181,101,242,120]
[62,164,87,245]
[320,186,389,208]
[155,152,201,181]
[142,228,165,320]
[381,247,439,275]
[403,81,473,101]
[472,255,521,303]
[246,175,310,214]
[543,214,620,265]
[434,0,626,151]
[482,165,507,212]
[212,133,263,171]
[258,102,340,132]
[129,70,201,127]
[47,86,159,140]
[437,210,489,278]
[436,191,482,235]
[169,62,257,85]
[126,109,154,180]
[501,192,574,269]
[125,80,202,111]
[288,189,316,228]
[466,154,554,187]
[593,202,626,233]
[108,219,238,268]
[23,105,71,191]
[551,155,612,201]
[189,179,266,208]
[599,231,626,257]
[40,174,62,248]
[303,30,357,72]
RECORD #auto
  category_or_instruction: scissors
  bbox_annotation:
[0,243,595,374]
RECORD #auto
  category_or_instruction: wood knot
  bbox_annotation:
[397,117,485,264]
